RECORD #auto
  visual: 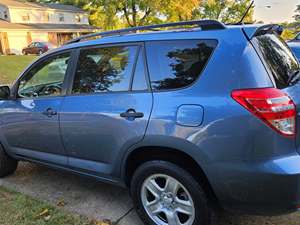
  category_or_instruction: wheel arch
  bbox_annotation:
[122,144,219,208]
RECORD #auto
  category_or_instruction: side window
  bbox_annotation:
[132,48,148,91]
[146,40,217,91]
[18,52,70,98]
[72,46,138,94]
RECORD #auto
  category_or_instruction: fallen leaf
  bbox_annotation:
[44,215,51,221]
[36,208,49,218]
[57,199,66,207]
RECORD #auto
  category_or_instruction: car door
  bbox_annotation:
[27,43,36,54]
[24,43,32,54]
[0,51,73,165]
[60,43,153,177]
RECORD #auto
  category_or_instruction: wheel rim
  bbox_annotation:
[141,174,195,225]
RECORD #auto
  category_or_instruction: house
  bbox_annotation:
[0,0,98,54]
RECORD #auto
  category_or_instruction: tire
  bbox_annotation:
[0,145,18,178]
[131,160,213,225]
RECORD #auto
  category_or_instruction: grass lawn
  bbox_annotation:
[0,186,107,225]
[0,55,36,85]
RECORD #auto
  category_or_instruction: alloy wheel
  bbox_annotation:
[141,174,195,225]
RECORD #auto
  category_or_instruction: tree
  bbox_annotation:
[81,0,170,28]
[164,0,201,22]
[294,5,300,21]
[197,0,253,23]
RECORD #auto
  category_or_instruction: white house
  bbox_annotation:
[0,0,98,54]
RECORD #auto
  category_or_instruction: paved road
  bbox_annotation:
[0,162,300,225]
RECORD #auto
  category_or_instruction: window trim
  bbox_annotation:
[130,43,152,92]
[11,49,76,100]
[144,39,219,93]
[66,42,151,96]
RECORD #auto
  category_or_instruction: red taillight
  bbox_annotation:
[231,88,296,137]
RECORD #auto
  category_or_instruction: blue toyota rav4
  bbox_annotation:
[0,20,300,225]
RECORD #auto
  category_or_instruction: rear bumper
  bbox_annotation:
[207,154,300,215]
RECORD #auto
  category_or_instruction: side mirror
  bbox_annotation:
[0,86,10,100]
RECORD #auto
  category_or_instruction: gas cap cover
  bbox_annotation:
[176,104,204,127]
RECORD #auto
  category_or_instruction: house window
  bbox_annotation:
[22,13,30,21]
[75,14,81,23]
[4,11,8,19]
[42,12,50,22]
[59,13,64,22]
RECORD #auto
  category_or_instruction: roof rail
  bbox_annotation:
[65,19,226,45]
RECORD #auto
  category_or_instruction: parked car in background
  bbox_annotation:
[0,21,300,225]
[288,42,300,61]
[22,42,52,55]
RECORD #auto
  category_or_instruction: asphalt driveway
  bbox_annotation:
[0,162,300,225]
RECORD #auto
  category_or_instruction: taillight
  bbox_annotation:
[231,88,296,137]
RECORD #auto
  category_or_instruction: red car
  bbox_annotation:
[22,42,49,55]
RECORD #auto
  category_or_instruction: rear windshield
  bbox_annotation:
[252,34,299,89]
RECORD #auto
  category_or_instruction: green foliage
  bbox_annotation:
[281,21,300,40]
[281,29,296,40]
[0,186,92,225]
[198,0,253,23]
[163,0,201,22]
[295,5,300,21]
[0,55,36,85]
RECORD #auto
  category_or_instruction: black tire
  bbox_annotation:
[0,145,18,178]
[131,160,213,225]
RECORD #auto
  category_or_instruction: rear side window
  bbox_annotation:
[252,34,299,89]
[72,46,138,94]
[146,40,217,91]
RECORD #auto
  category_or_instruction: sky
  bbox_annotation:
[254,0,300,23]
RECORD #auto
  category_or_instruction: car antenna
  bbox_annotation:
[235,0,254,25]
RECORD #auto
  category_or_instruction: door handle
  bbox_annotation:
[120,109,144,119]
[42,108,57,117]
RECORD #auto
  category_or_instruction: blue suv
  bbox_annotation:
[0,20,300,225]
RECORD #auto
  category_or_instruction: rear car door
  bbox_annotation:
[60,43,153,177]
[0,51,72,165]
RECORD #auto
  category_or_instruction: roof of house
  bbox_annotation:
[0,19,98,31]
[0,0,85,13]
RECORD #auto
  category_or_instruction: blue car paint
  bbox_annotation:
[288,42,300,61]
[0,24,300,215]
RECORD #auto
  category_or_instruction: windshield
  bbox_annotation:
[252,33,299,89]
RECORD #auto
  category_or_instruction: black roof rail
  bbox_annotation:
[65,19,226,45]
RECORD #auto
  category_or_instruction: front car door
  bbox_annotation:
[0,51,72,165]
[60,43,153,178]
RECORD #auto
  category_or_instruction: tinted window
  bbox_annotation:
[132,49,148,91]
[146,40,217,90]
[72,46,138,94]
[253,34,299,89]
[18,52,70,98]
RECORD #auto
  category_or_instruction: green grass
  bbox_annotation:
[0,55,36,85]
[0,186,98,225]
